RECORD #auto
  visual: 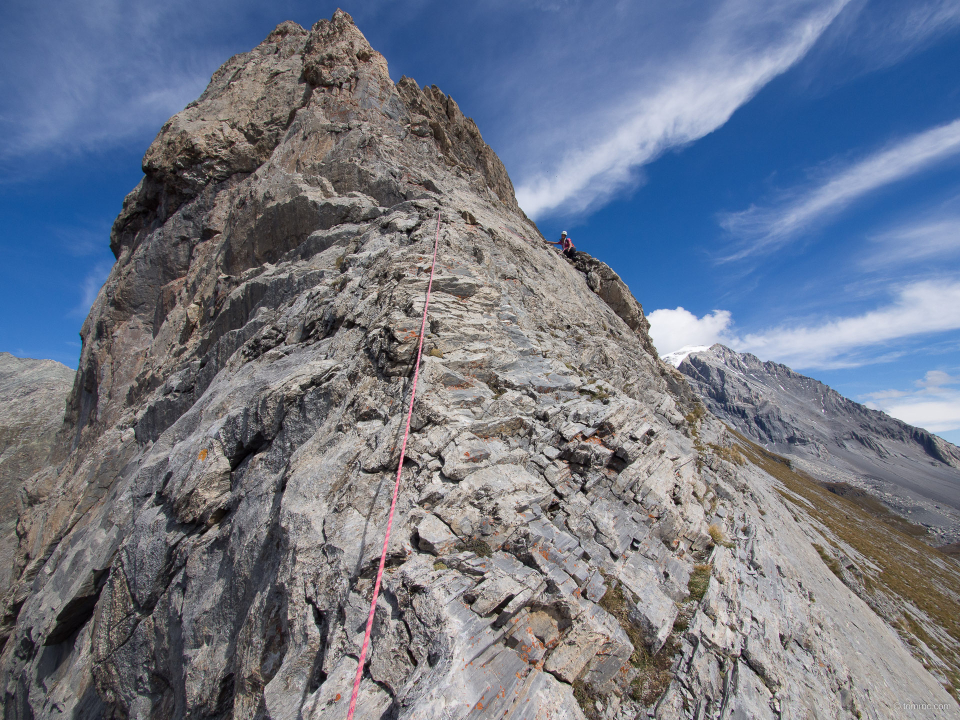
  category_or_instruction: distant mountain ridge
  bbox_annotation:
[676,344,960,545]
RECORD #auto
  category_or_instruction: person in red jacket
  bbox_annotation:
[548,231,576,258]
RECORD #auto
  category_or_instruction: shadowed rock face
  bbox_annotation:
[0,354,73,593]
[2,11,958,720]
[677,344,960,545]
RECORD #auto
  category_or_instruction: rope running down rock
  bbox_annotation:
[346,210,442,718]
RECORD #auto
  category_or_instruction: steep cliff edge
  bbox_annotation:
[2,11,957,720]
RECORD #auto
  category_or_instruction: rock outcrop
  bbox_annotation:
[0,354,72,593]
[675,344,960,545]
[1,11,958,720]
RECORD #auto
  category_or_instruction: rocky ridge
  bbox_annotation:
[1,11,957,720]
[675,344,960,545]
[0,354,73,593]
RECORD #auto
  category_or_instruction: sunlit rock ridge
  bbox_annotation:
[1,11,957,720]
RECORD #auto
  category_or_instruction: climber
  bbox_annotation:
[548,231,577,259]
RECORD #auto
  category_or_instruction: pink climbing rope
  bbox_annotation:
[346,210,442,719]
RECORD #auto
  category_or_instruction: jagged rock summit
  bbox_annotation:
[2,11,958,720]
[676,344,960,545]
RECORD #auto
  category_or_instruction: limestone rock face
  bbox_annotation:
[0,354,72,592]
[677,344,960,545]
[2,11,958,720]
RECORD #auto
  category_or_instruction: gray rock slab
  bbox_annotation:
[417,514,459,555]
[620,553,678,652]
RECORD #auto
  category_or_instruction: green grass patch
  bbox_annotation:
[707,524,733,548]
[596,577,679,708]
[457,538,492,558]
[812,543,844,579]
[598,581,647,667]
[685,404,706,429]
[578,385,612,402]
[572,678,602,720]
[823,482,928,538]
[630,667,673,707]
[688,564,712,601]
[707,442,745,466]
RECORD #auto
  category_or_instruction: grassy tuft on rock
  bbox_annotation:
[593,577,680,710]
[457,537,492,557]
[707,523,733,548]
[687,564,712,601]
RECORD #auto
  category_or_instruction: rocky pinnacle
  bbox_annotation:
[1,11,957,720]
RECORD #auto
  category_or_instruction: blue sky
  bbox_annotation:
[2,0,960,443]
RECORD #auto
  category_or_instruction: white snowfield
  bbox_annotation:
[661,344,713,367]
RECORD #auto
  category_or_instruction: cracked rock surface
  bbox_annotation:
[1,11,957,720]
[0,354,73,594]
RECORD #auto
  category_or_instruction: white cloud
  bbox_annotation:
[720,118,960,259]
[919,369,960,389]
[735,279,960,368]
[0,0,228,167]
[648,307,734,355]
[651,280,960,369]
[864,214,960,268]
[899,0,960,44]
[0,0,851,204]
[863,370,960,433]
[863,370,960,402]
[808,0,960,82]
[880,399,960,432]
[512,0,849,219]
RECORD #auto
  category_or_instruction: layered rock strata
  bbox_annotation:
[1,12,957,720]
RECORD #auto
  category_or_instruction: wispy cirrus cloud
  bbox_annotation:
[802,0,960,86]
[719,118,960,260]
[863,369,960,433]
[649,279,960,368]
[70,261,113,318]
[0,0,236,170]
[896,0,960,49]
[863,212,960,268]
[513,0,850,219]
[736,279,960,368]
